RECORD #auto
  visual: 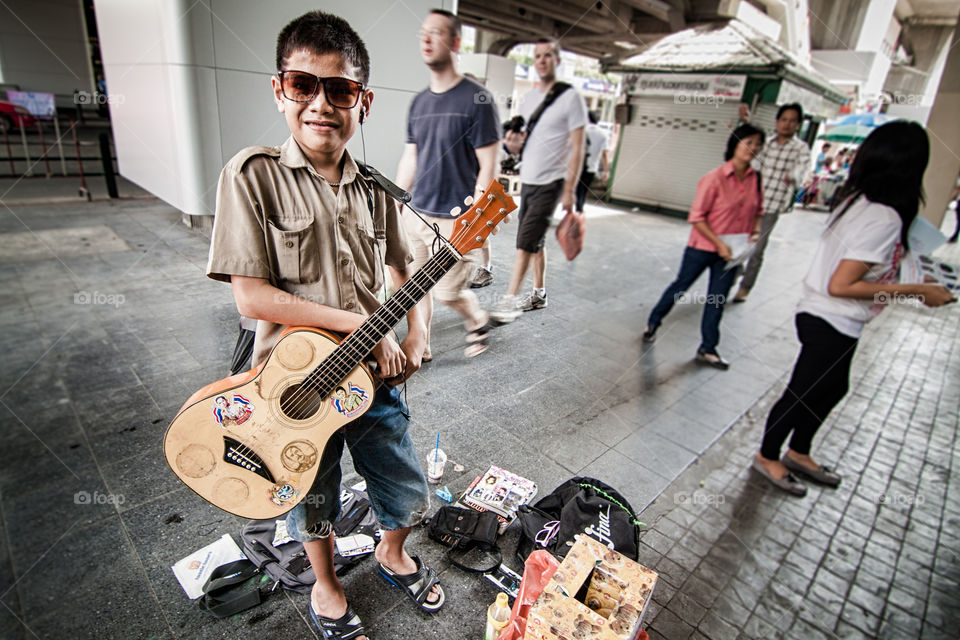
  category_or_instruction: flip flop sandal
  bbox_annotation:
[308,605,367,640]
[378,556,445,613]
[464,323,491,358]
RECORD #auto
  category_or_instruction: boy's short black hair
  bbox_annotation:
[776,102,803,121]
[276,11,371,85]
[430,8,461,38]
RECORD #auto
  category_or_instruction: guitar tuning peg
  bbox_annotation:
[460,218,469,226]
[450,206,462,216]
[486,193,495,200]
[463,196,474,206]
[503,215,511,224]
[498,208,507,214]
[491,227,500,236]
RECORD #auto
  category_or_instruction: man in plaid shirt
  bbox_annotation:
[733,103,810,302]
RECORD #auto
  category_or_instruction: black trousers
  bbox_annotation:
[761,313,859,459]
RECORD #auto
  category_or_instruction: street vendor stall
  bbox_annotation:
[604,20,847,216]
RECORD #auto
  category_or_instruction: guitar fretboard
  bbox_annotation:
[303,243,461,397]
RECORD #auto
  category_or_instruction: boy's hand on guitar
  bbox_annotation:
[372,335,407,382]
[396,331,426,384]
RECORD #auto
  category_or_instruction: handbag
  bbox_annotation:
[556,209,586,261]
[425,505,502,573]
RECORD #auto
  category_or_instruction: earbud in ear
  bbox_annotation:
[359,109,366,124]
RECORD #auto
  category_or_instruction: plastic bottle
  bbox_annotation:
[485,592,511,640]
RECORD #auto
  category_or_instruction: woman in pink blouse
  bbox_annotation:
[643,124,766,369]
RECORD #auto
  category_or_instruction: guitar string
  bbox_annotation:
[227,195,505,473]
[277,195,507,420]
[229,249,457,470]
[279,243,460,420]
[276,198,498,421]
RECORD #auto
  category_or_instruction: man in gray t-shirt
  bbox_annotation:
[490,39,587,324]
[395,9,501,358]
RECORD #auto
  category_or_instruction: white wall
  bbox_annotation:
[0,0,93,96]
[94,0,442,215]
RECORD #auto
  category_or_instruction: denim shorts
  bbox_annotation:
[286,384,430,542]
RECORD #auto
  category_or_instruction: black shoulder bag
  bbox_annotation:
[425,506,502,573]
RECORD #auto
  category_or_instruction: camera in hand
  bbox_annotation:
[503,115,525,134]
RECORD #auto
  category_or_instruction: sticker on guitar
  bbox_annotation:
[212,394,254,427]
[331,382,369,418]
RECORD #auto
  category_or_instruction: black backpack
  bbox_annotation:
[515,477,642,565]
[198,488,377,617]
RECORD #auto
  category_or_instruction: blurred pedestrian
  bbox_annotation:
[489,39,587,323]
[574,110,610,212]
[395,9,501,358]
[643,124,766,369]
[753,121,955,496]
[733,103,810,302]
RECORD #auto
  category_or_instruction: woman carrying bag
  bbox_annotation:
[753,121,955,496]
[643,124,766,369]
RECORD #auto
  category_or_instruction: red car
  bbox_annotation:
[0,100,36,133]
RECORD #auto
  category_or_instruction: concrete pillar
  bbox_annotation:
[920,16,960,228]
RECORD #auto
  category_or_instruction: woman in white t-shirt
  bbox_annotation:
[752,121,955,496]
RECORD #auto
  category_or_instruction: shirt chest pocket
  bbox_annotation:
[266,217,320,284]
[352,221,386,292]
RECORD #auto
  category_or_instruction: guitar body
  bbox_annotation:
[163,327,376,520]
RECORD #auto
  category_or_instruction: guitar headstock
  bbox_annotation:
[448,180,517,255]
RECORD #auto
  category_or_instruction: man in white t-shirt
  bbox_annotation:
[490,39,587,323]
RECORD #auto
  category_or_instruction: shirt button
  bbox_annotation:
[345,302,354,309]
[284,240,293,248]
[341,258,349,266]
[338,216,344,224]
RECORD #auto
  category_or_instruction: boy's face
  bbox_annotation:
[271,49,372,168]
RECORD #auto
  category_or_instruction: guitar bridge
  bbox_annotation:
[222,436,275,483]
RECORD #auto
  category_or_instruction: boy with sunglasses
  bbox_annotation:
[206,11,440,639]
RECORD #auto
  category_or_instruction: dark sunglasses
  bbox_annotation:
[277,71,363,109]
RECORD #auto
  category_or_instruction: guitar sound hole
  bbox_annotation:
[279,384,324,420]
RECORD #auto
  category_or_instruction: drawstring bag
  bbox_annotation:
[515,477,642,564]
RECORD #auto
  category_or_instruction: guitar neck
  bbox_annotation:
[305,243,461,395]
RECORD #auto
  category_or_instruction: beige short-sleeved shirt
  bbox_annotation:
[207,137,413,365]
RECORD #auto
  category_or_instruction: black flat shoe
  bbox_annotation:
[696,349,729,370]
[642,326,657,343]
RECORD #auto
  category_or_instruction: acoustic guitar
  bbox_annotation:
[163,180,516,519]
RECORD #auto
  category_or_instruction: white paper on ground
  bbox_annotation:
[718,233,756,270]
[273,520,294,547]
[171,533,246,600]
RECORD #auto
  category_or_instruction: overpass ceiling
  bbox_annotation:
[896,0,960,25]
[457,0,732,62]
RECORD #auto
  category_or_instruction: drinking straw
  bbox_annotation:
[434,433,440,463]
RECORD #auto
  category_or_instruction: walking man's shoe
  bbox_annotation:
[469,266,494,288]
[519,290,547,312]
[732,287,749,303]
[489,295,521,325]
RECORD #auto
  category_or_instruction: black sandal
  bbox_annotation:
[377,556,445,613]
[465,322,492,358]
[309,605,367,639]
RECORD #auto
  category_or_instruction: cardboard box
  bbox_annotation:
[524,535,657,640]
